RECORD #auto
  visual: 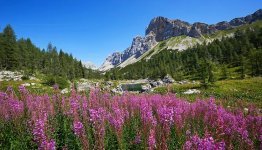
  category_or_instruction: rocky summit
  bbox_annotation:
[146,9,262,40]
[100,9,262,71]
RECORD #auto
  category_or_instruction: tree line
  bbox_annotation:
[0,25,101,80]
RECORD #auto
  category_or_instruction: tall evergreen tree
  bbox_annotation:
[2,25,19,69]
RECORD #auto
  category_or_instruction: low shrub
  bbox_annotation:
[43,76,69,89]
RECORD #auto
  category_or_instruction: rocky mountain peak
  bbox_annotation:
[146,17,191,41]
[146,9,262,39]
[82,61,97,70]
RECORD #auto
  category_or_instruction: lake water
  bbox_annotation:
[121,84,142,91]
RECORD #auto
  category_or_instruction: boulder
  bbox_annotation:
[183,89,200,94]
[178,80,190,85]
[105,81,114,86]
[61,88,69,94]
[141,84,152,92]
[111,86,123,95]
[21,83,31,87]
[149,81,158,87]
[156,80,164,86]
[77,82,91,92]
[162,75,175,83]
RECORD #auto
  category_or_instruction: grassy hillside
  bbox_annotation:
[154,77,262,108]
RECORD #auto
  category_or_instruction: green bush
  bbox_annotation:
[154,87,168,95]
[21,71,32,80]
[43,76,69,89]
[21,75,29,80]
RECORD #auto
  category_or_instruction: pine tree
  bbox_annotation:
[221,64,228,80]
[0,33,5,69]
[2,25,19,70]
[239,56,246,79]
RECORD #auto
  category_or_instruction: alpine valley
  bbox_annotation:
[1,3,262,149]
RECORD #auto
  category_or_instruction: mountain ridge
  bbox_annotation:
[99,9,262,72]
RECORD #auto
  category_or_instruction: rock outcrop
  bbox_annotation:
[162,74,175,84]
[145,17,191,41]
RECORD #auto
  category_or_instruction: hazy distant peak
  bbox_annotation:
[82,61,97,70]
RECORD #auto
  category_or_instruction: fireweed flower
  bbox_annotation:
[0,94,24,120]
[184,135,226,150]
[9,98,24,118]
[134,134,142,144]
[53,84,59,91]
[108,107,126,133]
[89,108,106,137]
[31,109,56,150]
[140,100,157,126]
[157,106,174,126]
[18,85,28,95]
[6,86,13,93]
[69,97,80,115]
[186,130,191,136]
[89,108,107,149]
[40,139,56,150]
[33,119,47,146]
[148,129,156,150]
[47,139,56,150]
[73,121,84,136]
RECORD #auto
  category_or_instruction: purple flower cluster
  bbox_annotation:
[18,85,28,95]
[0,91,24,120]
[33,117,56,150]
[89,108,106,137]
[192,99,260,147]
[184,135,225,150]
[33,119,46,144]
[73,121,84,137]
[69,98,80,115]
[157,106,174,126]
[108,107,126,133]
[40,139,56,150]
[89,107,107,148]
[140,100,156,126]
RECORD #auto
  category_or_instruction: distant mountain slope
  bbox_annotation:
[99,32,157,71]
[99,9,262,71]
[82,61,97,70]
[105,21,262,80]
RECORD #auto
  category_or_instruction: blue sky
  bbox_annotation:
[0,0,261,67]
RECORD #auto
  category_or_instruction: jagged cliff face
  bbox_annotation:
[100,9,262,71]
[145,17,191,41]
[99,32,157,71]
